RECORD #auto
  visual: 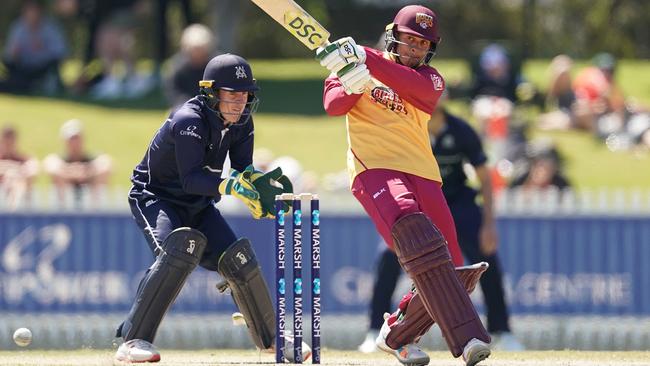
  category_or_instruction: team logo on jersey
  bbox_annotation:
[370,86,408,115]
[180,125,202,139]
[430,74,444,90]
[416,13,434,29]
[235,65,247,79]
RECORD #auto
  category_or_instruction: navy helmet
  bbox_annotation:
[199,54,260,124]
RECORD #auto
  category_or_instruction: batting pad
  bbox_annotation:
[218,238,276,350]
[386,262,490,349]
[391,213,490,357]
[118,228,207,342]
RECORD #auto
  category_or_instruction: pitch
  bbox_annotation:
[1,350,649,366]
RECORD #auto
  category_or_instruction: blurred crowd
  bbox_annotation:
[0,119,112,211]
[1,2,648,210]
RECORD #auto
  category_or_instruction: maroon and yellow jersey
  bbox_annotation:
[323,47,446,184]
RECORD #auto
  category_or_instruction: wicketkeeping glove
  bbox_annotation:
[248,166,294,218]
[218,166,265,219]
[316,36,366,75]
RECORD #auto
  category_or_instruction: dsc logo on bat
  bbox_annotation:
[284,11,327,48]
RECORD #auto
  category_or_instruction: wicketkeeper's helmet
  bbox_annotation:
[199,54,260,124]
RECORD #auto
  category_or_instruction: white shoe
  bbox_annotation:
[281,332,312,363]
[462,338,490,366]
[358,330,379,353]
[375,313,430,366]
[115,339,160,363]
[491,332,525,351]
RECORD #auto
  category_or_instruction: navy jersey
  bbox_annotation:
[130,97,254,211]
[431,111,487,202]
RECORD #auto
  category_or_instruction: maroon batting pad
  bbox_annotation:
[386,262,490,349]
[391,213,490,357]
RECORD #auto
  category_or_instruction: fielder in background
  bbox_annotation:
[317,5,491,366]
[359,95,524,353]
[115,53,304,363]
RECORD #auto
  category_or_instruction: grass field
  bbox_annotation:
[3,58,650,191]
[1,350,650,366]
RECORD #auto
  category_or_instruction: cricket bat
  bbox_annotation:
[251,0,372,87]
[250,0,331,50]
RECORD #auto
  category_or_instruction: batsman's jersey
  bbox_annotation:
[323,47,445,184]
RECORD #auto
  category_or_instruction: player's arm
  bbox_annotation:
[363,47,444,114]
[173,118,221,196]
[323,75,363,116]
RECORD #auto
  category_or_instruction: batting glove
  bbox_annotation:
[218,166,265,219]
[339,63,371,95]
[316,37,366,74]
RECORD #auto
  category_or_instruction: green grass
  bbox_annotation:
[3,58,650,190]
[1,94,349,189]
[0,349,648,366]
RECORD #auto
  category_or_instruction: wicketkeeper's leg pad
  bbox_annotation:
[391,213,490,357]
[385,262,490,350]
[218,238,275,350]
[117,227,207,342]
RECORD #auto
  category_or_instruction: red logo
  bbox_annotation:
[415,13,434,29]
[371,86,408,115]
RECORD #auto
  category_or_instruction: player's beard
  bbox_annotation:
[397,53,424,68]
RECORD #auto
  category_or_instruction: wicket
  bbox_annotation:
[275,193,321,364]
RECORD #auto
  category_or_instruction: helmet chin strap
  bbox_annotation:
[385,29,433,68]
[388,48,427,68]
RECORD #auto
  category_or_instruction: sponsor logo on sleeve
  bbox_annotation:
[430,74,444,90]
[180,125,202,140]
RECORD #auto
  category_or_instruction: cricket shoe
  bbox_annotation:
[375,313,430,366]
[462,338,491,366]
[115,339,160,363]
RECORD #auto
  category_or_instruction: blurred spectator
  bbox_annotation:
[471,95,530,192]
[573,53,650,150]
[470,44,521,103]
[62,0,155,99]
[0,0,67,95]
[510,138,571,191]
[43,119,112,206]
[0,125,39,210]
[155,0,194,80]
[538,54,577,131]
[252,148,318,194]
[164,24,215,109]
[572,52,626,132]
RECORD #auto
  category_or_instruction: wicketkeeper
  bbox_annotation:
[317,4,491,366]
[114,53,307,363]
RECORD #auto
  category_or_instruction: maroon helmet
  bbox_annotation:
[385,5,441,66]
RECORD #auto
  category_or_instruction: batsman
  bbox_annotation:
[317,5,491,366]
[114,53,307,363]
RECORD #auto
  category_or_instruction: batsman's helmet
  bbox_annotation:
[385,5,441,66]
[199,54,260,124]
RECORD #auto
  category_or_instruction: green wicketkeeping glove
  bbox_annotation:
[248,165,293,218]
[218,167,265,219]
